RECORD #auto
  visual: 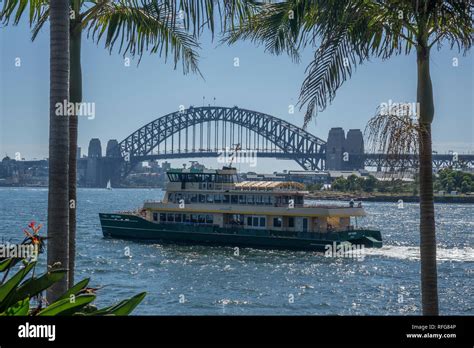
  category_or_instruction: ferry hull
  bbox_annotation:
[99,213,382,251]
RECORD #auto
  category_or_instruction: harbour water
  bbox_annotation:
[0,187,472,315]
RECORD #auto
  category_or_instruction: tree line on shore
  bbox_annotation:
[309,169,474,195]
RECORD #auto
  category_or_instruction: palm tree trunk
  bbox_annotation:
[417,45,438,315]
[68,15,82,288]
[47,0,70,302]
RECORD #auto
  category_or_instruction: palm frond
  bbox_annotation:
[298,30,368,127]
[85,0,201,74]
[0,0,46,26]
[31,6,49,41]
[223,1,311,62]
[427,0,473,53]
[365,102,423,173]
[298,0,424,126]
[366,103,421,156]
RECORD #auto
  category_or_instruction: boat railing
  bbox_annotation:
[144,199,162,203]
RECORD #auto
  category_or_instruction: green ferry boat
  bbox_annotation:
[99,167,382,251]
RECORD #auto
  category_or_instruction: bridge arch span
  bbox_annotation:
[118,106,327,175]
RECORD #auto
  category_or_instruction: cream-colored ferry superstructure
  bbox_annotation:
[144,167,366,234]
[100,166,382,250]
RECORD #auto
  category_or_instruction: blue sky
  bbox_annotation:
[1,16,473,171]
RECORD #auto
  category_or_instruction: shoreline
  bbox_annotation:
[306,192,474,204]
[2,185,473,204]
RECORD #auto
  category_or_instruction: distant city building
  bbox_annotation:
[106,139,121,158]
[88,138,102,158]
[327,170,368,179]
[372,172,415,182]
[345,129,364,169]
[326,127,365,171]
[0,156,48,186]
[77,147,81,160]
[326,127,346,171]
[287,171,330,184]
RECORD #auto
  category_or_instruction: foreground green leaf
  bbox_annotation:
[0,262,35,304]
[12,269,67,304]
[38,294,96,316]
[56,278,90,302]
[90,292,146,316]
[0,297,30,316]
[0,258,14,272]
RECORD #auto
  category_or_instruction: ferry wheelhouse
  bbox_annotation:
[99,167,382,251]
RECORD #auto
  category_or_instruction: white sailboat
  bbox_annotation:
[106,180,112,190]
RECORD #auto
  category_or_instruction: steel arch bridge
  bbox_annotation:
[118,106,326,175]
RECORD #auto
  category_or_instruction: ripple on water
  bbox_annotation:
[0,189,472,315]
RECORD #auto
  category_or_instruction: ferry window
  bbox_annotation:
[199,194,206,203]
[223,195,230,204]
[233,214,243,225]
[208,183,214,189]
[247,195,254,204]
[168,193,175,203]
[205,215,213,223]
[231,195,238,204]
[214,194,222,203]
[288,217,295,228]
[256,196,263,205]
[153,213,158,222]
[206,195,213,203]
[167,214,174,222]
[238,195,245,204]
[175,214,182,223]
[296,196,304,205]
[253,217,259,226]
[191,214,198,223]
[303,218,308,232]
[184,214,191,223]
[159,213,166,222]
[259,217,266,227]
[198,215,205,223]
[273,217,282,228]
[247,216,252,226]
[190,194,198,203]
[217,174,231,183]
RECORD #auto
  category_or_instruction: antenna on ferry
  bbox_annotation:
[229,143,241,168]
